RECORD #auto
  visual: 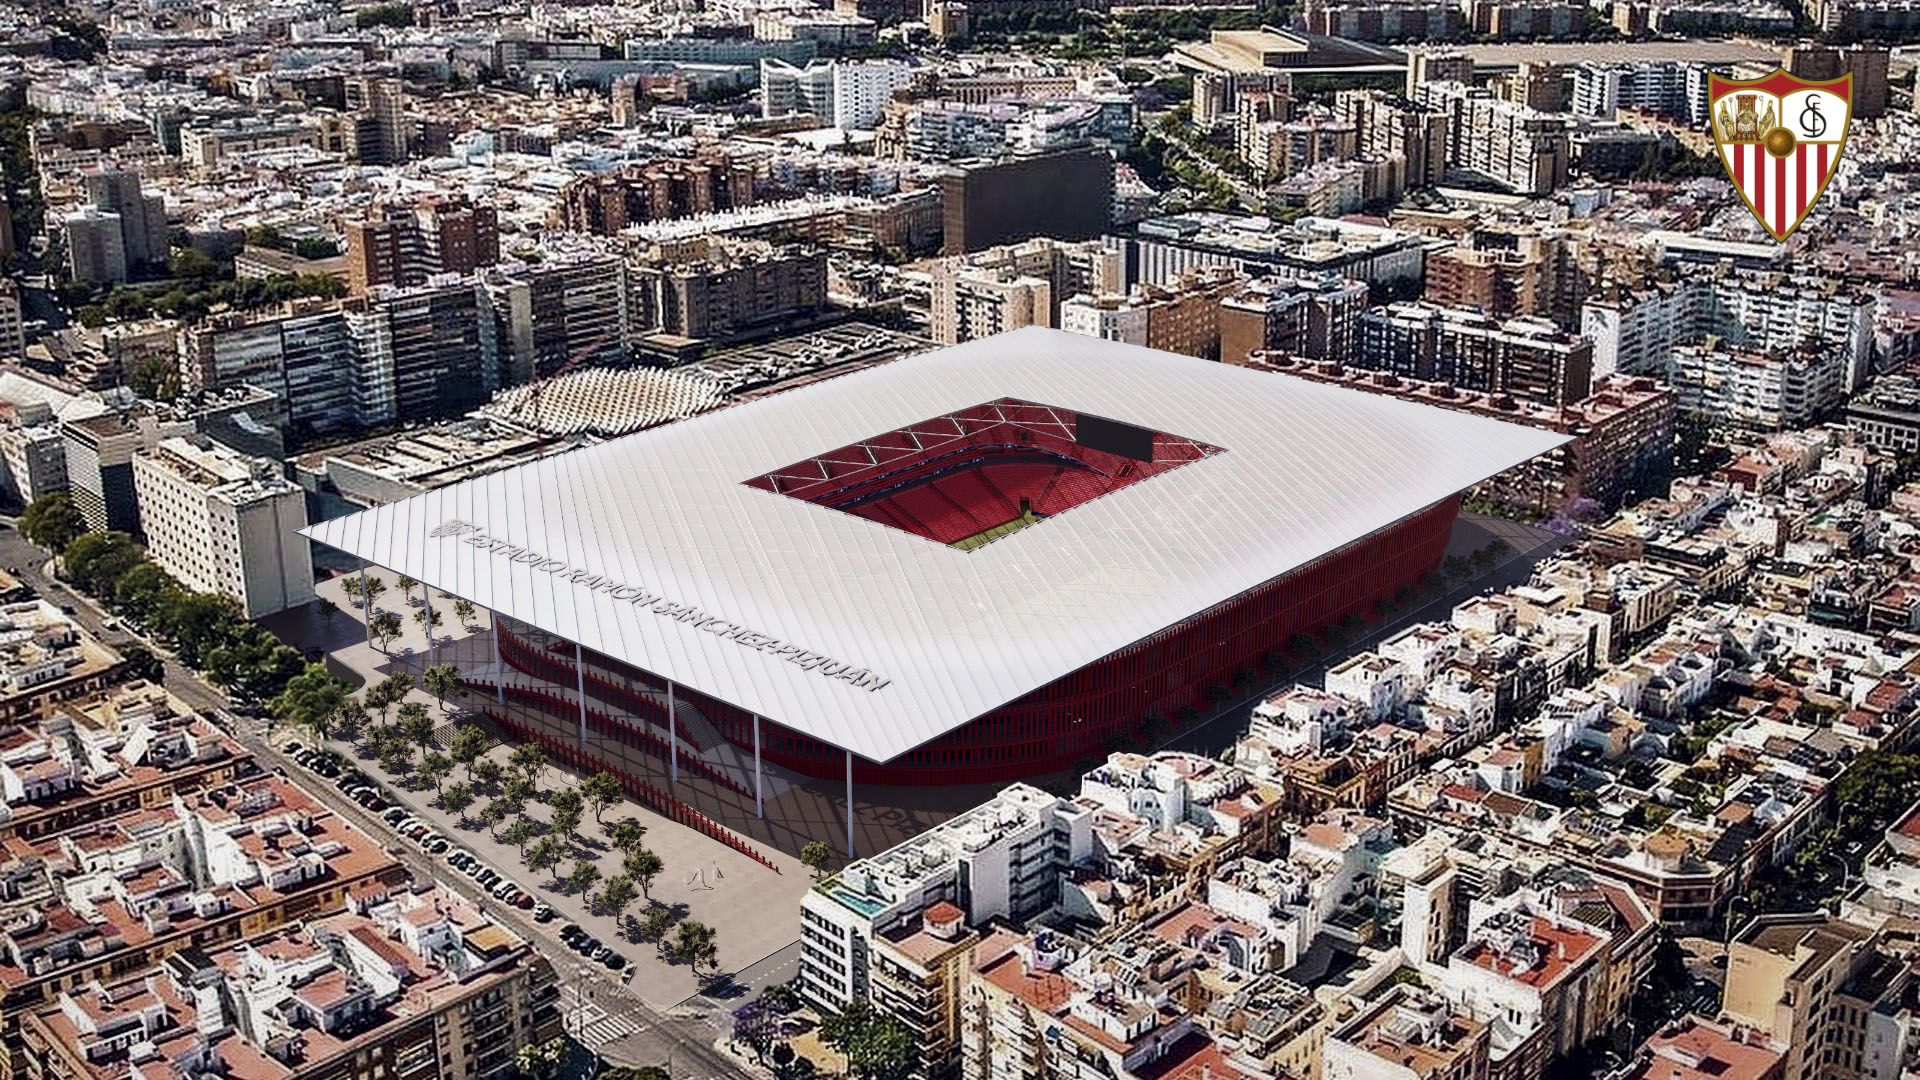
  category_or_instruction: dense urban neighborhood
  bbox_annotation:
[3,0,1920,1079]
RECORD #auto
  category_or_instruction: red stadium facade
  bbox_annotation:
[474,430,1461,784]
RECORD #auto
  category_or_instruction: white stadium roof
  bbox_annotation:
[304,328,1568,763]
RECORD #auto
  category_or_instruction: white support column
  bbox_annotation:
[422,589,437,666]
[358,562,373,648]
[491,613,505,705]
[573,642,588,743]
[753,714,763,818]
[666,681,678,785]
[845,749,854,859]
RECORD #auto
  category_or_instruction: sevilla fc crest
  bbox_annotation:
[1708,69,1852,241]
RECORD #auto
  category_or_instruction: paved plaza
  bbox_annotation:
[279,576,830,1008]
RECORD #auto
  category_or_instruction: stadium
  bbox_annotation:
[304,328,1565,848]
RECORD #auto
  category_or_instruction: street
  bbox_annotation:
[0,523,753,1080]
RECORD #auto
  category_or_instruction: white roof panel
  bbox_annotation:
[303,328,1569,762]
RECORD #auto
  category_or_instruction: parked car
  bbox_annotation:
[514,893,535,910]
[603,952,628,972]
[533,904,555,923]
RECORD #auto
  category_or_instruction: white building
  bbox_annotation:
[1567,61,1710,122]
[760,59,912,130]
[1059,293,1149,346]
[798,783,1093,1011]
[131,435,315,618]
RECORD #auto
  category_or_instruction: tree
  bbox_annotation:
[596,874,637,919]
[636,906,676,947]
[396,574,418,602]
[480,798,512,837]
[420,750,453,794]
[114,562,182,622]
[503,817,537,856]
[423,662,461,714]
[673,920,717,974]
[332,695,368,743]
[370,673,413,725]
[361,575,388,611]
[269,664,352,745]
[119,642,166,683]
[396,700,435,751]
[624,848,663,897]
[548,786,584,838]
[441,781,475,820]
[513,1037,566,1080]
[567,859,601,895]
[501,775,536,806]
[369,610,403,651]
[606,817,647,853]
[472,758,506,790]
[821,1000,878,1057]
[154,591,241,668]
[63,531,144,596]
[413,605,442,638]
[449,725,491,779]
[581,771,623,822]
[848,1016,916,1080]
[453,598,476,626]
[377,738,413,776]
[509,743,547,788]
[800,841,832,878]
[526,835,568,881]
[20,492,85,551]
[342,576,362,604]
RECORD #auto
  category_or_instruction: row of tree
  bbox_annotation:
[19,493,351,715]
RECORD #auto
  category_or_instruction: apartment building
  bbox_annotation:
[628,238,826,347]
[1668,342,1847,431]
[0,600,121,724]
[60,407,197,535]
[483,252,631,385]
[80,170,168,273]
[1412,82,1568,196]
[1567,61,1710,122]
[0,774,403,1080]
[131,435,314,618]
[343,277,499,426]
[1580,273,1874,392]
[0,681,247,842]
[1721,914,1904,1080]
[1057,267,1242,359]
[19,886,560,1080]
[1324,985,1491,1080]
[1333,89,1449,190]
[342,197,500,296]
[1358,303,1593,406]
[927,238,1121,345]
[759,58,912,129]
[799,784,1095,1014]
[1217,273,1368,364]
[62,210,127,287]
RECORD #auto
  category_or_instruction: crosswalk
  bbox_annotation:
[562,984,650,1048]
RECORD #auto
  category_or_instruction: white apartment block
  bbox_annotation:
[1670,342,1849,431]
[760,59,911,130]
[1566,61,1709,122]
[1059,293,1149,346]
[1582,272,1876,405]
[131,436,315,618]
[798,783,1093,1011]
[1413,81,1568,196]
